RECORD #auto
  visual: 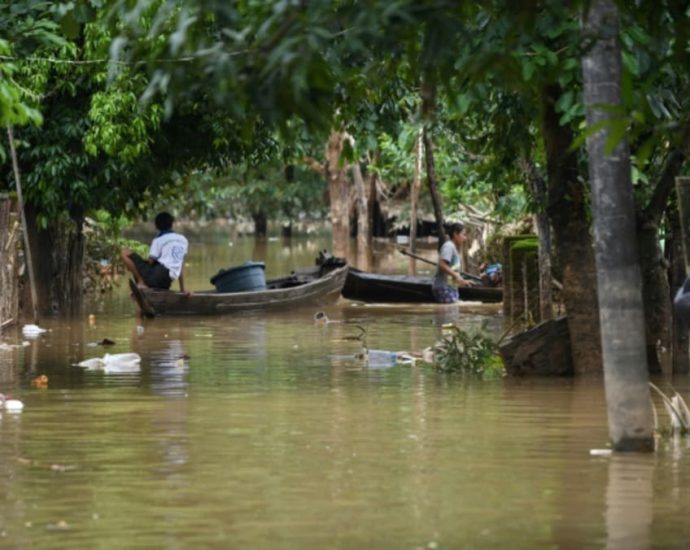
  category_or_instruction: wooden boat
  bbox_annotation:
[341,268,502,303]
[130,263,349,316]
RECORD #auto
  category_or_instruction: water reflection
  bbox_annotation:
[605,455,654,550]
[4,234,690,547]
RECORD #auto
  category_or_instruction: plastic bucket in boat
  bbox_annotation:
[210,262,266,293]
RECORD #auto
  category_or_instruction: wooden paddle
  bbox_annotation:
[397,247,483,284]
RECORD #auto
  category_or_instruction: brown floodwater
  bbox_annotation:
[1,230,690,548]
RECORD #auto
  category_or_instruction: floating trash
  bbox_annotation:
[0,396,25,412]
[366,349,398,368]
[589,449,612,457]
[76,353,141,373]
[314,311,329,324]
[22,324,47,338]
[31,375,48,389]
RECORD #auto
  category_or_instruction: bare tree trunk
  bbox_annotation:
[351,162,370,252]
[304,131,352,257]
[410,131,423,252]
[24,208,85,317]
[423,127,445,249]
[582,0,654,451]
[521,158,553,321]
[365,151,380,241]
[326,132,351,257]
[542,84,603,374]
[636,125,690,373]
[252,211,267,237]
[667,207,688,374]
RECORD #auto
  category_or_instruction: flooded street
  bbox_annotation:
[2,231,690,548]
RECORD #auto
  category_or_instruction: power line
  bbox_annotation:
[0,50,249,66]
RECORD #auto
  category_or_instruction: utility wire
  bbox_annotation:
[0,50,249,66]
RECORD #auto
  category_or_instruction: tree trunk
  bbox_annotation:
[636,126,690,373]
[54,217,85,317]
[326,132,351,257]
[636,219,670,373]
[667,208,688,374]
[542,85,603,374]
[582,0,654,451]
[351,162,370,252]
[252,211,267,237]
[25,208,85,317]
[423,127,445,249]
[366,153,380,240]
[521,158,553,322]
[410,131,423,252]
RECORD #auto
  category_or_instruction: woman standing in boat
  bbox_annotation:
[432,222,471,303]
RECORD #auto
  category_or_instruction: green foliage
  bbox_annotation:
[433,324,504,378]
[84,209,147,293]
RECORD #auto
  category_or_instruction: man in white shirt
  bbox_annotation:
[121,212,188,292]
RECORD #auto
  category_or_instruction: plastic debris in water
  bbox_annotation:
[314,311,329,324]
[31,375,48,389]
[22,324,47,337]
[366,349,398,368]
[76,353,141,373]
[0,395,25,412]
[589,449,612,457]
[136,326,145,336]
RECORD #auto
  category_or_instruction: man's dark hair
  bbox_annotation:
[155,212,174,231]
[446,222,464,237]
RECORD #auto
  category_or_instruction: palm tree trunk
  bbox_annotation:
[582,0,654,451]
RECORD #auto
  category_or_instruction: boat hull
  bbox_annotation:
[131,265,349,316]
[341,269,502,303]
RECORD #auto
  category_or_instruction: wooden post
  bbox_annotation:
[7,126,39,324]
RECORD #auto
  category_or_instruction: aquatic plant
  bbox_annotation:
[433,324,504,378]
[649,382,690,435]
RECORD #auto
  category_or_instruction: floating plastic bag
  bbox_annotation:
[77,352,141,373]
[22,324,47,338]
[366,349,398,368]
[0,394,24,412]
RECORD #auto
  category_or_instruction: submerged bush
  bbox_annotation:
[434,324,504,378]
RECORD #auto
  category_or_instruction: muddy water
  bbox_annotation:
[1,232,690,548]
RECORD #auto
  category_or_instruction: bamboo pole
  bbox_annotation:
[7,126,39,324]
[397,247,482,283]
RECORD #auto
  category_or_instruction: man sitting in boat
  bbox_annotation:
[432,222,472,303]
[121,212,188,292]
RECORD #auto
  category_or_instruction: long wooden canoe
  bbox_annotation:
[130,264,349,316]
[341,268,502,303]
